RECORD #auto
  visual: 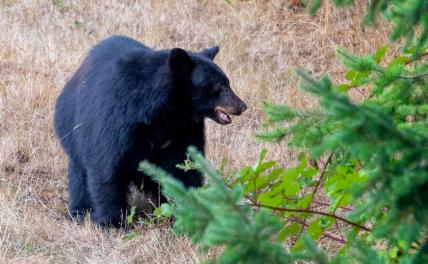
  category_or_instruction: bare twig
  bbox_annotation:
[398,72,428,80]
[311,200,353,212]
[295,153,334,244]
[250,202,372,232]
[308,153,333,209]
[287,216,347,244]
[405,51,428,65]
[335,221,345,242]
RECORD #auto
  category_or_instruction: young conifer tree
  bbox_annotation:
[141,1,428,263]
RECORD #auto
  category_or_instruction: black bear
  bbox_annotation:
[54,35,247,227]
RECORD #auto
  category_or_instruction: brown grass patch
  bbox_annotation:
[0,0,392,262]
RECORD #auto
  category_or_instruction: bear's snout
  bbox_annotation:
[237,101,247,115]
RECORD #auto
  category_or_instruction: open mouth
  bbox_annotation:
[214,107,232,125]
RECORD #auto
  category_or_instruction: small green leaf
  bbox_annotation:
[388,56,409,67]
[153,207,162,217]
[373,45,388,64]
[153,203,173,218]
[127,206,136,224]
[350,71,370,85]
[302,167,318,179]
[308,0,321,16]
[296,154,307,172]
[306,218,324,240]
[233,166,254,184]
[296,194,312,208]
[345,70,357,81]
[277,223,301,242]
[258,192,283,207]
[23,242,33,253]
[284,181,301,196]
[319,216,334,228]
[74,20,85,30]
[335,84,354,93]
[292,238,305,251]
[254,161,276,174]
[267,168,284,181]
[283,168,299,181]
[402,47,415,55]
[388,246,399,259]
[336,194,352,207]
[259,148,267,162]
[122,230,142,241]
[297,152,306,161]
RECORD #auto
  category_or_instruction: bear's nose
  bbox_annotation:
[239,101,247,113]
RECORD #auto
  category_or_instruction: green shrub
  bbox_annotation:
[140,1,428,263]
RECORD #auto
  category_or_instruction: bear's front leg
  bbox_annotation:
[151,121,205,189]
[87,173,128,227]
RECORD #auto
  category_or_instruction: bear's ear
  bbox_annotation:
[169,48,193,77]
[200,46,219,60]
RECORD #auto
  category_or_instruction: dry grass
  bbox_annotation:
[0,0,392,263]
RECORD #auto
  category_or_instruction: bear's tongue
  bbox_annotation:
[217,110,231,124]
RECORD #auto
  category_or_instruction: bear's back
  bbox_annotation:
[85,35,152,71]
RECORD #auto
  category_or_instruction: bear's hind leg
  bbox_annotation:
[141,176,167,208]
[68,158,91,221]
[87,174,128,227]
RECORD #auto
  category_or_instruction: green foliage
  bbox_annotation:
[260,40,428,260]
[127,206,137,224]
[140,146,371,263]
[138,0,428,263]
[73,20,85,31]
[308,0,322,16]
[122,229,142,241]
[140,147,299,264]
[153,203,173,218]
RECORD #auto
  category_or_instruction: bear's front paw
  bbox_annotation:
[90,213,125,229]
[68,209,87,223]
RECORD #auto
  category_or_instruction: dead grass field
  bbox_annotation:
[0,0,393,263]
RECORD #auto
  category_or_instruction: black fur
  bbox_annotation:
[54,35,246,227]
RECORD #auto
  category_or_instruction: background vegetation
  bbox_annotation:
[0,0,413,263]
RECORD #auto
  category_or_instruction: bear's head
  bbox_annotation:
[169,47,247,125]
